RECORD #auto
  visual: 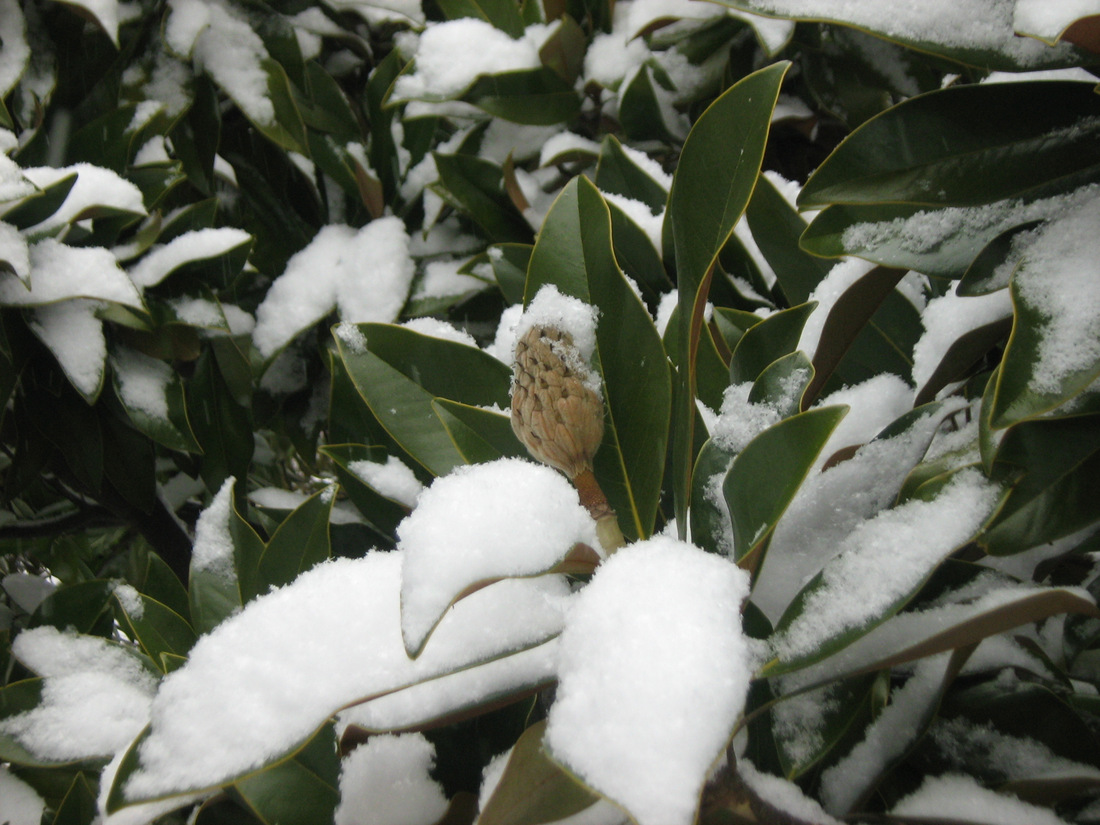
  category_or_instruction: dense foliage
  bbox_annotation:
[1,1,1100,823]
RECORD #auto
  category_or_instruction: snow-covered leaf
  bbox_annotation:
[0,238,142,308]
[0,0,29,99]
[28,299,108,401]
[1014,0,1100,44]
[545,537,754,825]
[57,0,120,46]
[108,552,571,806]
[398,458,598,656]
[112,346,201,453]
[17,164,146,236]
[128,227,252,289]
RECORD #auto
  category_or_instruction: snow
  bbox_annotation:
[129,228,252,288]
[0,766,45,825]
[348,455,424,507]
[398,458,598,654]
[19,164,147,235]
[400,317,478,347]
[1012,193,1100,395]
[113,583,145,619]
[770,468,1000,663]
[412,259,486,301]
[584,24,651,89]
[391,19,544,101]
[28,300,107,399]
[0,221,28,281]
[912,288,1013,393]
[545,537,754,825]
[112,347,172,420]
[540,133,602,166]
[752,407,949,622]
[252,218,414,358]
[1,572,55,613]
[603,191,665,256]
[323,0,424,26]
[515,284,600,365]
[811,374,914,470]
[122,552,571,800]
[335,734,448,825]
[0,0,29,99]
[891,774,1072,825]
[191,478,239,581]
[1,627,156,762]
[737,0,1074,64]
[818,653,950,814]
[167,0,276,126]
[485,303,525,363]
[710,382,782,454]
[1014,0,1100,41]
[0,154,35,204]
[0,238,143,308]
[737,759,841,825]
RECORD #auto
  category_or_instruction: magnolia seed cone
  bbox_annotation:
[511,324,604,480]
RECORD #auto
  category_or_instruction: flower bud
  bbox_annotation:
[510,324,604,480]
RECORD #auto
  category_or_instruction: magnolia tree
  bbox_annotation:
[1,1,1100,824]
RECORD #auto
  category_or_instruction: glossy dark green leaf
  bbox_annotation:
[748,350,815,418]
[256,486,334,592]
[30,580,115,636]
[478,720,599,825]
[774,675,876,779]
[113,590,197,672]
[320,443,413,538]
[958,221,1042,296]
[433,399,527,465]
[437,0,525,36]
[618,64,682,144]
[52,771,99,825]
[463,68,581,125]
[729,303,815,386]
[990,275,1100,430]
[433,152,534,243]
[187,348,254,494]
[299,61,360,142]
[724,405,847,564]
[688,438,735,556]
[0,173,78,232]
[605,199,672,310]
[334,324,511,476]
[232,724,340,825]
[488,243,532,304]
[594,135,669,215]
[802,266,907,406]
[800,81,1100,209]
[745,172,833,307]
[525,176,672,539]
[668,62,790,532]
[913,314,1012,407]
[111,354,203,454]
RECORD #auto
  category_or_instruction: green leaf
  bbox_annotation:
[52,771,99,825]
[802,266,907,406]
[232,724,340,825]
[433,152,534,244]
[113,590,198,672]
[990,274,1100,429]
[334,324,512,476]
[319,444,413,538]
[488,243,532,304]
[525,176,672,539]
[111,350,203,454]
[913,314,1012,407]
[594,135,669,215]
[618,64,683,144]
[478,720,599,825]
[669,61,789,532]
[688,438,735,556]
[774,675,876,779]
[30,580,116,637]
[724,405,847,565]
[433,399,527,465]
[605,198,672,310]
[800,81,1100,210]
[748,350,815,418]
[729,302,815,386]
[187,348,254,494]
[256,487,334,592]
[958,221,1042,296]
[745,172,832,306]
[438,0,525,35]
[0,173,78,232]
[463,68,581,125]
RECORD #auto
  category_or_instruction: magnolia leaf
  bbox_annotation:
[112,589,198,674]
[729,303,816,385]
[255,486,334,592]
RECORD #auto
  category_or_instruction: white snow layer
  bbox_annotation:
[0,627,157,762]
[19,164,146,235]
[335,734,449,825]
[1014,0,1099,40]
[398,458,599,654]
[545,537,754,825]
[0,238,143,308]
[391,19,543,100]
[190,477,239,581]
[0,766,45,825]
[515,284,601,364]
[122,552,571,800]
[770,468,1000,662]
[891,774,1072,825]
[112,347,173,420]
[28,299,108,399]
[349,455,424,507]
[912,288,1013,393]
[129,228,252,288]
[252,218,414,358]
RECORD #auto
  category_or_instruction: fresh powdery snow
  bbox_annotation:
[0,627,157,762]
[334,734,448,825]
[1011,194,1100,395]
[0,238,143,308]
[515,284,601,369]
[771,468,1001,663]
[1014,0,1098,41]
[190,478,239,581]
[737,759,841,825]
[128,228,252,288]
[891,773,1073,825]
[19,164,146,235]
[121,552,571,801]
[796,257,879,359]
[391,19,544,100]
[28,300,108,399]
[252,218,414,358]
[111,347,173,420]
[0,767,44,825]
[911,288,1013,394]
[349,455,425,508]
[545,537,755,825]
[0,221,28,281]
[0,0,29,99]
[398,458,598,654]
